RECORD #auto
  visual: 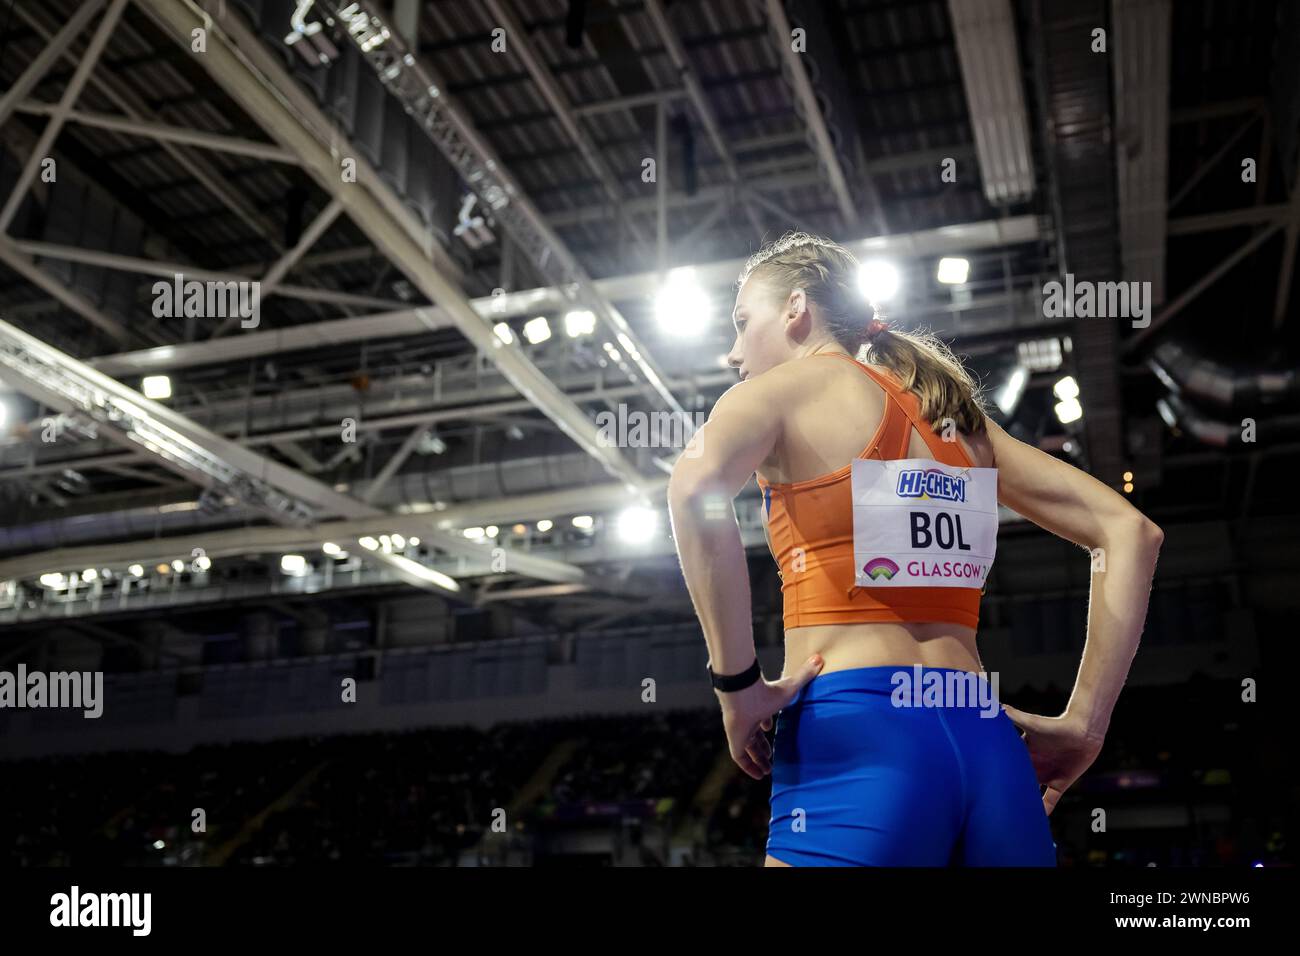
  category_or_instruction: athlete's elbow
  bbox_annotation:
[1139,516,1164,553]
[1120,511,1163,556]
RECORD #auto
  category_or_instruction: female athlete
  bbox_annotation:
[666,232,1163,866]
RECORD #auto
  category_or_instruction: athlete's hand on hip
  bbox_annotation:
[716,655,825,780]
[1001,703,1105,816]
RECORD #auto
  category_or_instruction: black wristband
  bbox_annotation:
[707,656,762,692]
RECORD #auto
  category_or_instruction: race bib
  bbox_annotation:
[850,458,998,588]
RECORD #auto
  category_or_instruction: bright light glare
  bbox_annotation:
[81,568,97,582]
[280,554,307,575]
[142,375,172,400]
[564,310,596,337]
[493,322,514,345]
[936,257,969,284]
[322,542,342,556]
[463,527,485,539]
[857,260,900,303]
[1053,375,1079,401]
[616,506,659,544]
[995,366,1028,415]
[655,268,710,337]
[193,555,211,571]
[536,519,554,532]
[358,536,379,551]
[523,316,551,344]
[39,573,65,589]
[128,564,144,577]
[171,559,184,573]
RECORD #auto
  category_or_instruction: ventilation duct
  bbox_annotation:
[1149,341,1300,411]
[1157,392,1300,447]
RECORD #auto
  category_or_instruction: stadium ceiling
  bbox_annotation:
[0,0,1297,626]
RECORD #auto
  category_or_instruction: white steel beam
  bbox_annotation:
[135,0,651,495]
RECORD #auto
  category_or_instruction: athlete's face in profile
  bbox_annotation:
[726,277,803,380]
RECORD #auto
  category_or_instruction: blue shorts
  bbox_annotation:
[766,665,1057,866]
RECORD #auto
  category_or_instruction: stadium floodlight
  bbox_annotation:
[616,506,659,544]
[358,536,379,551]
[858,259,900,303]
[280,554,308,575]
[142,375,172,400]
[536,519,553,532]
[936,257,970,285]
[522,316,551,344]
[655,267,710,337]
[1054,397,1083,424]
[564,310,596,337]
[1053,375,1079,401]
[571,515,593,530]
[128,564,144,577]
[493,322,514,345]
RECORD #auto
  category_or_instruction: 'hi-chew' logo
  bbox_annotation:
[862,557,899,581]
[896,468,966,502]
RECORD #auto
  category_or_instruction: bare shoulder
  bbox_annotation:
[714,355,833,414]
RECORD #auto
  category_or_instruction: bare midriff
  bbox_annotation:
[780,620,983,680]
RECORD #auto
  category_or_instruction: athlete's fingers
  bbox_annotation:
[760,715,774,733]
[749,729,772,760]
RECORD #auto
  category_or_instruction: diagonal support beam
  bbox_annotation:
[135,0,653,496]
[761,0,858,228]
[641,0,768,240]
[0,0,128,234]
[211,196,345,337]
[10,2,290,257]
[0,0,108,127]
[0,237,132,345]
[481,0,653,258]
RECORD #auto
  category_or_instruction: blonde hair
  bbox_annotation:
[736,231,988,434]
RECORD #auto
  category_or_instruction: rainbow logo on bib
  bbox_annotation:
[862,557,900,581]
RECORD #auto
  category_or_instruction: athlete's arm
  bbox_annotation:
[667,377,783,675]
[985,417,1163,740]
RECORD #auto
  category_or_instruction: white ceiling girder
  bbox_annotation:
[134,0,651,496]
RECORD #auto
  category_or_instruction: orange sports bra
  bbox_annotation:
[754,353,983,631]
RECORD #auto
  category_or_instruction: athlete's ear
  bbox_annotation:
[787,288,806,318]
